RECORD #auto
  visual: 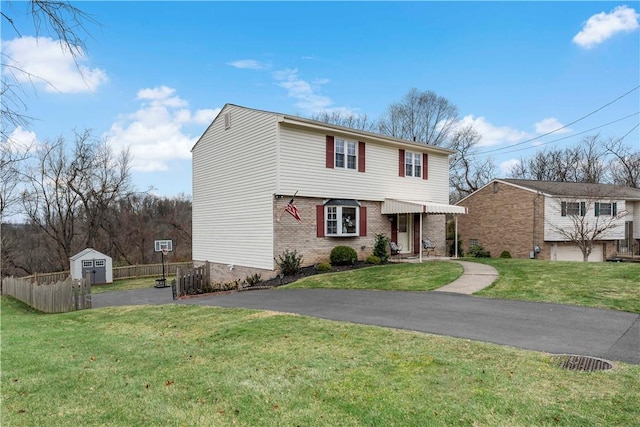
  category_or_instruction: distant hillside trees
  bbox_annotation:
[1,130,192,277]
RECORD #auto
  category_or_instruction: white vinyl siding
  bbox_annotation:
[544,198,626,241]
[277,125,450,205]
[192,106,278,270]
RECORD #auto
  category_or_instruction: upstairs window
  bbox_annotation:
[398,149,428,179]
[405,152,422,178]
[335,139,357,170]
[561,201,586,216]
[595,202,617,217]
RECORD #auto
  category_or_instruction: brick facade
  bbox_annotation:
[204,196,447,283]
[457,181,548,259]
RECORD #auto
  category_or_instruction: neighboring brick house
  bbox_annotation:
[191,104,466,281]
[455,179,640,262]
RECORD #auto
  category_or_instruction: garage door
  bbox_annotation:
[553,243,603,262]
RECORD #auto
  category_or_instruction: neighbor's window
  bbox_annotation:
[469,239,479,247]
[561,201,586,216]
[326,205,358,236]
[405,152,422,177]
[595,202,617,217]
[335,139,357,170]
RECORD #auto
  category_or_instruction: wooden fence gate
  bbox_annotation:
[174,262,211,298]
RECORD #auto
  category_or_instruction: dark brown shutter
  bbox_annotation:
[359,206,367,236]
[325,136,334,169]
[398,149,405,177]
[358,141,366,172]
[422,153,429,180]
[316,205,325,237]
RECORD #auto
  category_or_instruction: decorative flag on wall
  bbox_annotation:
[285,191,302,223]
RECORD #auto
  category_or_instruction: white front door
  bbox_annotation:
[397,214,412,253]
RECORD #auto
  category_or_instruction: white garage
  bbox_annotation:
[551,243,604,262]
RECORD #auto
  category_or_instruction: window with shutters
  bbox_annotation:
[595,202,617,217]
[326,136,365,172]
[398,149,427,179]
[561,201,585,216]
[317,200,366,238]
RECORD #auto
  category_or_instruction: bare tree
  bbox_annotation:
[20,131,132,270]
[548,198,626,262]
[378,88,459,146]
[311,111,376,132]
[21,137,82,269]
[65,130,133,248]
[606,138,640,188]
[509,135,607,183]
[1,1,97,139]
[448,125,495,202]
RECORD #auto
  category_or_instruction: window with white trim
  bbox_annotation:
[405,151,422,177]
[95,259,106,268]
[335,139,357,170]
[326,205,359,236]
[82,260,93,268]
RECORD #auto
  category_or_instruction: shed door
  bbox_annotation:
[81,259,107,285]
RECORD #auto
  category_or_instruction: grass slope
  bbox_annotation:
[2,297,639,426]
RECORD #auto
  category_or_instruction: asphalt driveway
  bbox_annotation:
[92,285,639,365]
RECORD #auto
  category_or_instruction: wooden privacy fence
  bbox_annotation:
[113,262,193,280]
[15,262,193,284]
[174,262,211,297]
[2,276,91,313]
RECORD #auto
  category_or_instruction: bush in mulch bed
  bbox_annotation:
[241,261,369,290]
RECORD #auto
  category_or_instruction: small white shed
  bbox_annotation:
[70,248,113,284]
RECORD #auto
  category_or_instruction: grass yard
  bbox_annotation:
[2,296,639,427]
[469,259,640,313]
[91,276,177,294]
[283,261,463,291]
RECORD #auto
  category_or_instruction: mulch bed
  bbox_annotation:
[241,261,370,290]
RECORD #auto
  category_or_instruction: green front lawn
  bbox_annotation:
[469,258,640,313]
[2,297,639,426]
[283,261,464,291]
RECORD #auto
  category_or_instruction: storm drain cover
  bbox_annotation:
[552,355,613,372]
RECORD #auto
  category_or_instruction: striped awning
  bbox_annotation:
[381,199,467,215]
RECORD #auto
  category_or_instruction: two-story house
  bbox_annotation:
[192,104,466,281]
[455,179,640,262]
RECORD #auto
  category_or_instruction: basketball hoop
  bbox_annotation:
[161,248,169,256]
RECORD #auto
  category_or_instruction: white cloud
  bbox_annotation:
[573,5,639,49]
[456,115,531,147]
[1,36,108,93]
[272,68,333,114]
[4,126,38,154]
[499,158,520,176]
[534,117,572,134]
[104,86,219,172]
[228,59,266,70]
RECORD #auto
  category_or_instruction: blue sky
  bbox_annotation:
[3,1,639,198]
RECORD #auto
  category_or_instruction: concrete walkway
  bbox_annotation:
[434,260,499,294]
